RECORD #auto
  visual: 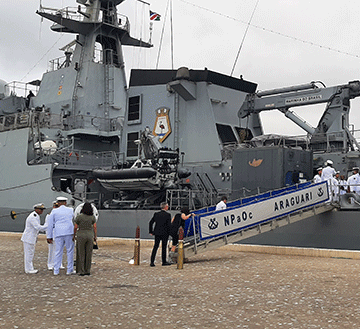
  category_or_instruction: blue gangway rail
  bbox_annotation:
[183,181,329,244]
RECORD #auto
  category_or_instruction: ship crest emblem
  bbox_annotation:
[153,107,171,142]
[249,158,263,167]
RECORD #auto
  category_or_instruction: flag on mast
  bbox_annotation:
[150,10,161,21]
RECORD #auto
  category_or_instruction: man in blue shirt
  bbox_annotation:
[46,196,75,275]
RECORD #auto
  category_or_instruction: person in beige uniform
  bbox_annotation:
[21,204,47,274]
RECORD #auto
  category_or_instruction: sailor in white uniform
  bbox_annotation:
[321,160,336,182]
[21,203,47,274]
[46,197,75,275]
[215,196,227,211]
[44,201,64,270]
[347,167,360,193]
[331,171,341,202]
[313,167,322,183]
[321,160,336,201]
[338,175,347,196]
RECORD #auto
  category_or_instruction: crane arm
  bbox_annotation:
[239,80,360,137]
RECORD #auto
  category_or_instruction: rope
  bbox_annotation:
[178,0,360,60]
[0,177,52,192]
[156,0,171,69]
[230,0,259,76]
[170,0,174,70]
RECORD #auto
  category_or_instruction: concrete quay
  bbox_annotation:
[1,232,360,328]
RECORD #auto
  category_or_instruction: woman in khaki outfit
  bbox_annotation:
[73,202,97,276]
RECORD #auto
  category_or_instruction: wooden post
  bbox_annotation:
[134,225,140,265]
[177,227,184,269]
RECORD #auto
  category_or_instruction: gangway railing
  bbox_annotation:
[171,181,333,259]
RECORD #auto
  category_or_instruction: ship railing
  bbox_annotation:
[4,81,39,98]
[246,129,360,153]
[64,115,122,132]
[39,148,117,169]
[39,6,81,21]
[0,113,31,132]
[39,5,130,31]
[48,56,70,71]
[0,111,123,133]
[166,187,219,211]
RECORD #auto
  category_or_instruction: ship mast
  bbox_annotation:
[36,0,152,127]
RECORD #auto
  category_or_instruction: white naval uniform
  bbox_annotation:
[330,176,340,202]
[347,173,360,193]
[313,174,322,183]
[21,211,46,273]
[215,200,227,211]
[338,179,347,195]
[321,166,336,201]
[44,214,64,270]
[46,205,74,275]
[321,166,336,182]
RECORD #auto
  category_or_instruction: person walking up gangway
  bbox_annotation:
[321,160,336,202]
[313,167,322,183]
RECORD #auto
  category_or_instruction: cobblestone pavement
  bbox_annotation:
[1,233,360,329]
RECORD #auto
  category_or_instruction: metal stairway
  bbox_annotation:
[182,203,334,258]
[170,181,333,259]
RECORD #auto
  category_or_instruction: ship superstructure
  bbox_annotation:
[0,0,263,212]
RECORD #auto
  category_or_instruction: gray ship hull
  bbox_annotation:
[3,206,360,251]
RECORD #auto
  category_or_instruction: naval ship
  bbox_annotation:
[1,0,360,250]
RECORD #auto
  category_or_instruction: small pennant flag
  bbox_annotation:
[150,10,161,21]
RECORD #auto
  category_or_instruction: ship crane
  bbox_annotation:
[239,80,360,152]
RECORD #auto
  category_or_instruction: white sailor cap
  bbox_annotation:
[326,160,333,165]
[56,196,68,202]
[33,203,46,210]
[317,167,322,171]
[353,167,360,171]
[334,171,340,175]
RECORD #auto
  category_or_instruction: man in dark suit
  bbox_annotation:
[149,202,172,266]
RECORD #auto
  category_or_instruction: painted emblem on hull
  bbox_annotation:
[249,158,263,167]
[153,108,171,142]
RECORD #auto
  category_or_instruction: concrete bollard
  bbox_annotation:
[134,225,140,265]
[177,227,184,269]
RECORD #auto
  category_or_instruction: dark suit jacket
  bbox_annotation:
[149,210,171,236]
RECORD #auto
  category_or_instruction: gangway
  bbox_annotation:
[173,181,333,259]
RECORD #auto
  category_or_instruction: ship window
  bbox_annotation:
[216,123,237,145]
[127,132,139,157]
[128,95,141,124]
[234,127,253,143]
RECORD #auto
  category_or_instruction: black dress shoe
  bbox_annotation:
[150,263,155,267]
[162,262,172,266]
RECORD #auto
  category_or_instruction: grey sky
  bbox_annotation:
[1,0,360,135]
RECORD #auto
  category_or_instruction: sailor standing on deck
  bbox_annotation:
[347,167,360,193]
[321,160,336,182]
[339,175,347,195]
[331,171,341,202]
[21,203,47,274]
[321,160,336,201]
[46,197,75,275]
[216,196,227,211]
[313,167,322,183]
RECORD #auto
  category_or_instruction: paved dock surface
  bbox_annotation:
[1,233,360,328]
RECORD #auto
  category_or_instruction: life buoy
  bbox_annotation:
[69,152,80,161]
